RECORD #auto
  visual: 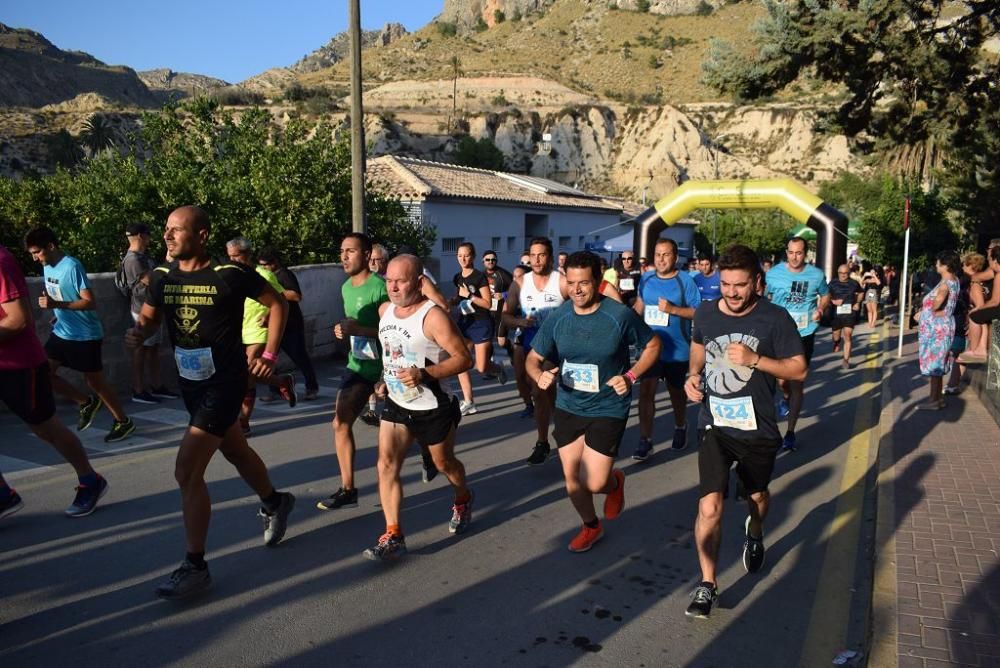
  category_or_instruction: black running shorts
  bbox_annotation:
[640,359,688,389]
[181,379,246,438]
[381,395,461,447]
[552,408,628,458]
[697,427,781,498]
[0,362,56,425]
[45,334,103,373]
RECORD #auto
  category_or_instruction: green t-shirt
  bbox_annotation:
[342,272,388,381]
[242,266,284,345]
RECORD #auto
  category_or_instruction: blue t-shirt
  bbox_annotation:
[693,271,722,302]
[531,298,654,419]
[43,254,103,341]
[637,271,701,362]
[765,263,829,337]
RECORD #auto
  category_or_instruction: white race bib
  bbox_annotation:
[644,304,670,327]
[491,297,500,311]
[789,309,810,331]
[350,336,378,361]
[619,278,635,291]
[459,299,476,315]
[562,361,600,393]
[709,395,758,431]
[45,279,64,302]
[175,347,216,381]
[384,369,421,402]
[836,303,853,315]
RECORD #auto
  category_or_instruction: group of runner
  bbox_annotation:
[2,210,844,617]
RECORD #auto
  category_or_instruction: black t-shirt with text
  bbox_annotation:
[453,269,492,321]
[692,298,804,441]
[147,260,267,385]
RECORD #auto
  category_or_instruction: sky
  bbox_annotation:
[1,0,444,83]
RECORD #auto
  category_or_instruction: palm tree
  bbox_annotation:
[46,129,84,169]
[449,55,462,132]
[79,114,119,156]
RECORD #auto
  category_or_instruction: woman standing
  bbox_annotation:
[917,251,961,410]
[861,262,883,329]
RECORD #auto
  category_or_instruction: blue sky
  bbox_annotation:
[1,0,443,83]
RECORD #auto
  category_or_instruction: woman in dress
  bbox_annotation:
[917,251,961,410]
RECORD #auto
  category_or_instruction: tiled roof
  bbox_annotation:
[367,156,624,212]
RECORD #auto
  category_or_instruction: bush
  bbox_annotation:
[475,17,488,32]
[695,1,714,16]
[491,92,510,106]
[494,10,506,23]
[636,0,651,12]
[436,22,458,37]
[207,87,265,106]
[452,136,506,171]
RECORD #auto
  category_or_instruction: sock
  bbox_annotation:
[386,524,402,537]
[261,489,283,511]
[186,552,207,569]
[79,472,100,488]
[584,518,600,529]
[455,491,471,505]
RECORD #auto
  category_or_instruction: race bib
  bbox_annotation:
[562,362,600,393]
[491,297,500,311]
[45,279,64,302]
[789,309,810,331]
[836,304,853,315]
[175,347,216,381]
[644,304,670,327]
[350,336,378,360]
[384,369,421,402]
[459,299,476,315]
[619,278,635,291]
[709,395,758,431]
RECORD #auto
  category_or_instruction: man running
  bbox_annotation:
[693,253,722,303]
[827,263,863,369]
[632,238,701,458]
[527,251,659,552]
[765,238,829,451]
[363,254,474,560]
[503,237,569,465]
[0,243,110,519]
[25,226,135,443]
[128,205,296,599]
[615,252,642,307]
[684,244,806,618]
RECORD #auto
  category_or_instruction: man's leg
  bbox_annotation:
[375,419,413,531]
[746,489,770,538]
[457,371,474,404]
[280,328,319,393]
[426,425,469,499]
[147,344,164,390]
[47,359,88,406]
[30,415,95,478]
[83,371,129,422]
[842,327,854,363]
[694,492,724,585]
[558,435,594,522]
[786,379,805,434]
[331,381,371,491]
[638,377,658,441]
[173,427,224,554]
[667,383,688,428]
[533,383,555,443]
[131,344,147,395]
[217,421,279,499]
[512,345,533,410]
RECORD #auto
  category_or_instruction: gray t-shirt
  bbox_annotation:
[692,298,803,441]
[122,250,155,313]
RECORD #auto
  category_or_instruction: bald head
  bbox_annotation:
[388,254,423,279]
[164,205,211,261]
[385,254,426,307]
[169,205,211,233]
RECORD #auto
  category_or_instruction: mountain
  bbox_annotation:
[289,23,408,73]
[138,68,229,98]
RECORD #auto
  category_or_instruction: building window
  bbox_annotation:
[442,237,465,252]
[507,236,517,252]
[491,236,501,251]
[558,236,571,249]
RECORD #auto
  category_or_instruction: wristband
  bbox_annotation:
[261,351,278,363]
[624,370,638,384]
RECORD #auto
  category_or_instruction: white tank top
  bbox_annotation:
[379,300,449,411]
[520,270,564,326]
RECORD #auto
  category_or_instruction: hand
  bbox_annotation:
[248,354,275,380]
[38,293,52,309]
[396,366,422,388]
[335,318,358,339]
[658,297,674,314]
[685,374,704,402]
[812,308,822,322]
[124,327,145,347]
[832,298,844,306]
[725,343,758,367]
[374,381,387,399]
[537,367,559,391]
[606,375,631,396]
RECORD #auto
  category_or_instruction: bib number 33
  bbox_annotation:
[562,362,600,393]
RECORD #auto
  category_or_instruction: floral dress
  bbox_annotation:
[918,278,959,377]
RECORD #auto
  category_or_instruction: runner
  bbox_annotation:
[827,263,863,369]
[363,254,474,561]
[368,243,389,276]
[632,238,701,459]
[683,244,807,618]
[527,251,660,552]
[615,252,642,307]
[693,253,722,302]
[319,232,389,510]
[0,243,110,519]
[482,249,516,377]
[24,226,135,443]
[128,206,295,599]
[765,238,829,452]
[503,237,569,465]
[452,242,508,416]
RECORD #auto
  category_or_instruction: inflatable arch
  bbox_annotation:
[632,179,848,280]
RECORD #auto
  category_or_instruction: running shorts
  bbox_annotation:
[45,334,103,373]
[697,427,781,498]
[381,395,461,447]
[553,408,628,458]
[0,362,56,425]
[181,379,246,437]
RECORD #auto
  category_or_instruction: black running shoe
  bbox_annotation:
[743,515,765,573]
[633,438,653,461]
[104,418,136,443]
[77,395,103,431]
[259,492,295,547]
[150,386,181,400]
[685,582,718,618]
[1,490,24,520]
[671,426,688,451]
[526,441,550,466]
[316,487,358,510]
[155,559,211,600]
[363,531,407,561]
[64,476,109,517]
[422,453,438,483]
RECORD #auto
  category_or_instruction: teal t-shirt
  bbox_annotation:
[43,254,103,341]
[341,272,388,381]
[765,262,829,337]
[530,297,655,419]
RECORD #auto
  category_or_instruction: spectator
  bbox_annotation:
[917,251,960,410]
[962,246,1000,363]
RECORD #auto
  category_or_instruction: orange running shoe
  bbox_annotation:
[604,469,625,520]
[568,522,604,553]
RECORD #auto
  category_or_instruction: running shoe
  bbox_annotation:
[743,515,766,573]
[777,398,790,419]
[632,438,653,461]
[316,487,358,510]
[685,582,719,618]
[363,531,407,561]
[449,490,474,534]
[132,391,160,405]
[64,475,109,517]
[459,400,478,416]
[943,385,960,395]
[422,453,438,483]
[568,522,604,553]
[671,426,688,451]
[496,362,509,385]
[1,490,24,520]
[303,388,320,401]
[781,432,797,452]
[260,492,295,546]
[104,418,136,443]
[519,402,535,418]
[150,386,180,400]
[277,374,297,408]
[77,395,103,431]
[360,409,380,427]
[526,441,550,466]
[258,393,279,403]
[604,469,625,520]
[155,559,211,600]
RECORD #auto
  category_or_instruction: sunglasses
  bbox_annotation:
[484,257,497,262]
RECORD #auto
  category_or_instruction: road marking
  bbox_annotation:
[129,407,191,426]
[800,328,884,665]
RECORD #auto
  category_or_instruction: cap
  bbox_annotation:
[125,223,150,236]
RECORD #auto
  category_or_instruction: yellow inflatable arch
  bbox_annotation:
[633,178,848,279]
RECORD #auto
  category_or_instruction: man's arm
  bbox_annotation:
[501,280,532,329]
[0,296,32,343]
[392,307,471,388]
[421,277,449,311]
[248,284,287,378]
[125,303,164,346]
[684,342,707,402]
[38,287,97,311]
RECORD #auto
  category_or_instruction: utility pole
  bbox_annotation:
[349,0,366,233]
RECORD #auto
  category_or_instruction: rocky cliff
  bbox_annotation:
[138,69,229,98]
[290,23,409,73]
[440,0,727,30]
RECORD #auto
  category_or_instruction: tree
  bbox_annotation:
[448,55,463,132]
[45,129,84,169]
[693,209,794,260]
[79,114,119,156]
[452,136,506,171]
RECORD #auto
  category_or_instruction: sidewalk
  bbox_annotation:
[872,332,1000,667]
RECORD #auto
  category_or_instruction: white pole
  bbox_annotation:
[897,200,911,357]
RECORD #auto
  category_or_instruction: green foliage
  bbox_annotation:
[491,91,510,106]
[494,10,506,24]
[207,87,267,106]
[694,1,714,16]
[648,54,661,69]
[79,114,119,155]
[452,136,506,171]
[436,22,458,37]
[511,9,522,22]
[475,17,489,33]
[45,129,84,169]
[636,0,651,12]
[0,100,431,274]
[693,209,794,260]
